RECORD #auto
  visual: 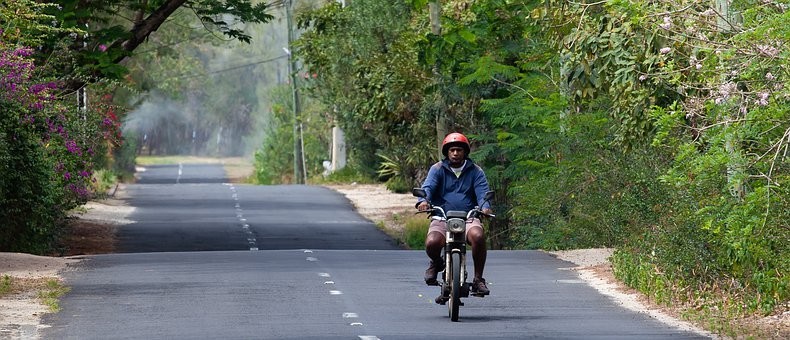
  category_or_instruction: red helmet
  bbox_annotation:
[442,132,470,157]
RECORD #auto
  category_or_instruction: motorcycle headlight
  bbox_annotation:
[447,218,466,233]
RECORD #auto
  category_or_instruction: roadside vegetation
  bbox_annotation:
[279,1,788,337]
[1,0,786,337]
[400,214,431,250]
[1,0,271,253]
[0,275,69,312]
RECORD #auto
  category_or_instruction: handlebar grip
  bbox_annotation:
[476,211,495,219]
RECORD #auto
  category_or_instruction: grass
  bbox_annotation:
[91,169,119,195]
[368,211,428,250]
[310,166,377,185]
[135,155,232,165]
[38,279,70,312]
[401,214,429,249]
[0,275,11,295]
[0,275,70,312]
[611,250,788,339]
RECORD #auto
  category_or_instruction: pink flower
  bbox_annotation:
[718,82,737,99]
[65,140,80,153]
[659,16,671,30]
[99,44,108,52]
[757,92,769,106]
[660,47,671,54]
[756,44,779,58]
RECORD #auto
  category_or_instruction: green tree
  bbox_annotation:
[30,0,275,87]
[295,0,434,182]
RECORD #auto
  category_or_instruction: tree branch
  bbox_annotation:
[117,0,189,62]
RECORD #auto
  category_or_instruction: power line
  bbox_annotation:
[166,54,289,80]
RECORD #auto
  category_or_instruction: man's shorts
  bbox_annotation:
[428,218,484,238]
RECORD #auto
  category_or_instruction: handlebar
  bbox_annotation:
[412,188,495,219]
[416,205,495,220]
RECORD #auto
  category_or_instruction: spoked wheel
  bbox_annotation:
[449,252,462,322]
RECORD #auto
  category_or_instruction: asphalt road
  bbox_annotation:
[42,163,709,339]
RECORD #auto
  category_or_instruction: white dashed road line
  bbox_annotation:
[225,183,257,251]
[307,252,378,339]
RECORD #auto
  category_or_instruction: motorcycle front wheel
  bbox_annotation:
[449,252,462,322]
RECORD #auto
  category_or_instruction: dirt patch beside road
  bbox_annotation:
[323,183,415,240]
[0,185,134,339]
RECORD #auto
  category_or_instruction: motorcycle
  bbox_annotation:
[412,188,495,322]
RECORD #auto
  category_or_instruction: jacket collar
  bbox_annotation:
[442,158,472,171]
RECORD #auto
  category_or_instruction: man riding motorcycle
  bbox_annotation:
[416,132,493,297]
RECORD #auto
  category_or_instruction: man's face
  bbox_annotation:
[447,146,466,166]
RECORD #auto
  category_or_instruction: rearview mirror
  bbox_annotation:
[412,188,427,198]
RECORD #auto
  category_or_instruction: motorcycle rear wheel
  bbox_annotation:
[449,252,461,322]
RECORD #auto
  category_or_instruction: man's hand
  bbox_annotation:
[482,208,493,216]
[418,201,431,212]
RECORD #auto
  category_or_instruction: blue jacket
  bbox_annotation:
[417,158,492,212]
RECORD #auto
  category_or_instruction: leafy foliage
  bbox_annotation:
[0,49,113,250]
[253,83,331,184]
[295,0,435,181]
[13,0,276,88]
[3,0,787,330]
[296,0,787,328]
[0,99,62,252]
[540,0,789,317]
[254,86,295,184]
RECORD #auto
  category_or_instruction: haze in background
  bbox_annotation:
[121,2,296,158]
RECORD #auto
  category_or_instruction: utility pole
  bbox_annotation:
[330,0,348,173]
[286,0,306,184]
[715,0,745,199]
[429,1,447,159]
[77,86,87,119]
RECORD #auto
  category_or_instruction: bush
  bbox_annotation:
[0,39,116,253]
[385,176,409,194]
[112,131,137,180]
[0,100,63,253]
[506,109,673,250]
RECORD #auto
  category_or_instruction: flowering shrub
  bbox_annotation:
[0,98,63,253]
[0,32,121,252]
[0,45,58,109]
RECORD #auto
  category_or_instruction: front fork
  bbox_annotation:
[442,232,469,298]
